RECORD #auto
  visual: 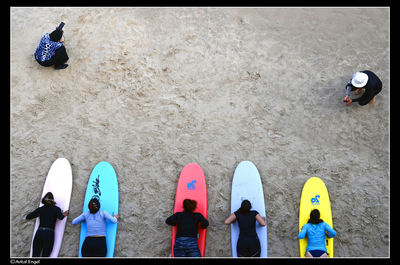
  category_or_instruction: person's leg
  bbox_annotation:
[173,238,186,257]
[53,46,69,69]
[40,230,55,257]
[93,237,107,257]
[185,237,201,257]
[81,237,91,257]
[305,251,313,257]
[32,230,44,257]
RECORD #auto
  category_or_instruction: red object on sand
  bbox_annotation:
[171,163,208,257]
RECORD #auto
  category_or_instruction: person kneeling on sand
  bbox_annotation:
[166,199,209,257]
[34,23,69,70]
[343,70,382,106]
[298,209,336,258]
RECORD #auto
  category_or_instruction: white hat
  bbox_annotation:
[351,72,369,88]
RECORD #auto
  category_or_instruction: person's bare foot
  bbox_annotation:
[369,96,376,104]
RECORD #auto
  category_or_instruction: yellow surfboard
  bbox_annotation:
[299,177,333,257]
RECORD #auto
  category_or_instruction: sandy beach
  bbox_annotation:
[10,7,389,257]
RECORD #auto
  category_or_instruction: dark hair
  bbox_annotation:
[88,198,100,214]
[238,200,252,214]
[308,209,323,224]
[183,199,197,212]
[42,192,56,207]
[49,29,63,42]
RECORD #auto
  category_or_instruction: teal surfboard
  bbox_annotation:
[78,161,119,257]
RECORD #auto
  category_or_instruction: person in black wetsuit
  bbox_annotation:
[224,200,266,257]
[26,192,69,257]
[343,70,383,106]
[165,199,209,257]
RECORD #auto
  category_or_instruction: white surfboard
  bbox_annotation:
[29,158,73,257]
[230,161,268,257]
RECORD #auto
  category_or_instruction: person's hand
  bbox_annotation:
[343,96,352,106]
[63,210,69,217]
[113,212,119,219]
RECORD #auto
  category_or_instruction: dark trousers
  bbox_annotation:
[82,236,107,257]
[35,46,69,69]
[237,236,261,257]
[32,228,54,257]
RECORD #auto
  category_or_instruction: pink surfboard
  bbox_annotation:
[171,163,207,257]
[29,158,73,257]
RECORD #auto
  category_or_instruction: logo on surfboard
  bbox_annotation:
[92,175,101,196]
[187,180,196,190]
[311,195,320,205]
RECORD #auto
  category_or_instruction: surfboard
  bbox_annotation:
[29,158,72,257]
[230,161,268,257]
[78,161,119,257]
[171,163,207,257]
[299,177,333,257]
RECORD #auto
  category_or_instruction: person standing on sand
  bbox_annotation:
[34,23,69,70]
[343,70,382,106]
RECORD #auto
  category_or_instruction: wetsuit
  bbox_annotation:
[165,211,209,257]
[298,222,336,257]
[345,70,382,105]
[234,210,261,257]
[26,205,65,257]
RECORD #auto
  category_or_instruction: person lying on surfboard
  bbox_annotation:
[72,198,119,257]
[26,192,69,257]
[298,209,336,258]
[224,200,266,257]
[165,199,209,257]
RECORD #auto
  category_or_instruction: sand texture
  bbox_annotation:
[11,8,389,257]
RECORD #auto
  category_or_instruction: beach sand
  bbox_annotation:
[11,7,389,257]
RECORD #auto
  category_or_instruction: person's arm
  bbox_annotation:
[71,213,86,225]
[165,213,178,226]
[56,206,66,220]
[26,207,41,220]
[298,223,308,239]
[198,214,209,229]
[102,210,118,224]
[324,223,337,238]
[255,214,266,226]
[224,213,236,225]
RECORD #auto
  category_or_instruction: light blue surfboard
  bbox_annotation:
[78,161,119,257]
[231,161,268,257]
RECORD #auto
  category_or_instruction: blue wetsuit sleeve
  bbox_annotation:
[72,213,86,225]
[324,222,337,238]
[102,210,118,224]
[298,223,308,239]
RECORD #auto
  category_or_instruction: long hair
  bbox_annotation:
[237,200,251,214]
[308,209,323,224]
[183,199,197,212]
[42,192,56,207]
